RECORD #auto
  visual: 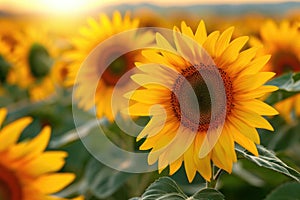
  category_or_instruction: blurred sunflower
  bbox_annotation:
[251,20,300,122]
[133,8,170,28]
[127,21,278,182]
[12,28,59,101]
[0,18,21,51]
[66,11,153,121]
[0,108,78,200]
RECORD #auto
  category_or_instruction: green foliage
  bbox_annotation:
[266,72,300,105]
[236,145,300,182]
[131,177,224,200]
[264,182,300,200]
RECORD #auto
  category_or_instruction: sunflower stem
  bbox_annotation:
[206,166,222,189]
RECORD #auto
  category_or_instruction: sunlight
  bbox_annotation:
[40,0,93,13]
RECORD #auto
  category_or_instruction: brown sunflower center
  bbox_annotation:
[0,163,23,200]
[102,53,132,86]
[28,43,53,79]
[272,51,300,76]
[171,64,233,132]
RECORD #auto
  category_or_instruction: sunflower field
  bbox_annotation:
[0,1,300,200]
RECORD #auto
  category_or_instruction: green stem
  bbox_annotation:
[206,166,223,189]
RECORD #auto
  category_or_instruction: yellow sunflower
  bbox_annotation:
[126,21,278,182]
[66,11,153,121]
[0,108,78,200]
[133,8,170,28]
[251,20,300,122]
[0,18,21,51]
[11,27,59,101]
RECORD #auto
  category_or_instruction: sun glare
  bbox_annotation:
[41,0,88,12]
[40,0,91,13]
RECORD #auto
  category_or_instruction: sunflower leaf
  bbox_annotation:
[236,145,300,182]
[266,72,300,105]
[264,182,300,200]
[84,158,133,199]
[130,177,224,200]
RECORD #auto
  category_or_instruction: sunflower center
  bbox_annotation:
[29,43,53,79]
[171,64,233,132]
[102,54,131,86]
[272,51,300,76]
[0,55,11,83]
[0,164,23,200]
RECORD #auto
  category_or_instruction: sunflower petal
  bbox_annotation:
[33,173,75,194]
[0,117,32,152]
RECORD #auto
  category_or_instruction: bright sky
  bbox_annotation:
[0,0,299,14]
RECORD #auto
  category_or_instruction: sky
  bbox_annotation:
[0,0,299,14]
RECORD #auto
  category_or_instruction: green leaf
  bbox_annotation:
[264,182,300,200]
[85,158,133,199]
[131,177,224,200]
[236,145,300,182]
[192,188,225,200]
[266,72,300,105]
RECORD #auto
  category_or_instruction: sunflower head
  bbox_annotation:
[126,20,278,182]
[251,19,300,75]
[11,27,58,101]
[0,108,76,200]
[251,20,300,122]
[66,11,154,121]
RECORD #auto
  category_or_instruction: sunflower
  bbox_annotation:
[0,108,78,200]
[251,20,300,122]
[66,11,154,121]
[126,21,278,182]
[11,27,59,101]
[133,8,170,28]
[0,18,21,51]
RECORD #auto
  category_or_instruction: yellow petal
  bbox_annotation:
[218,130,237,162]
[202,31,220,57]
[137,114,167,141]
[242,55,271,75]
[184,143,197,182]
[233,109,274,131]
[156,33,177,53]
[236,99,278,116]
[234,72,276,92]
[0,117,32,152]
[34,173,75,194]
[173,27,195,61]
[126,89,169,104]
[236,85,278,100]
[126,102,153,116]
[22,152,67,177]
[228,117,260,144]
[0,108,7,127]
[195,20,207,45]
[229,124,258,156]
[211,142,232,173]
[215,27,234,57]
[169,157,183,175]
[181,21,195,39]
[131,73,174,88]
[23,126,51,157]
[218,36,249,67]
[227,46,259,74]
